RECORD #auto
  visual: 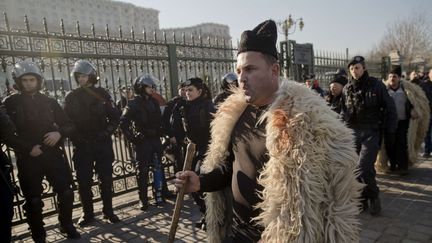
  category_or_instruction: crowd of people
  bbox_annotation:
[1,18,432,243]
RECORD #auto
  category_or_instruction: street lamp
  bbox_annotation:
[279,15,305,78]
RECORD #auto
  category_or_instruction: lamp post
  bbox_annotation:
[279,15,304,78]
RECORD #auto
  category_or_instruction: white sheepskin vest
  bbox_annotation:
[201,80,363,243]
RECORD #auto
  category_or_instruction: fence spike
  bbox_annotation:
[3,12,10,31]
[60,19,65,35]
[92,23,96,38]
[24,15,30,32]
[105,24,110,38]
[76,20,81,36]
[43,17,48,34]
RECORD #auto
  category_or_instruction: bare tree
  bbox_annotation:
[368,13,432,67]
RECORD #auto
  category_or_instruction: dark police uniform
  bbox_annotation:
[64,86,120,224]
[0,105,16,243]
[120,94,164,208]
[180,88,216,227]
[341,69,397,213]
[3,60,79,242]
[4,92,78,242]
[162,94,186,172]
[120,74,168,210]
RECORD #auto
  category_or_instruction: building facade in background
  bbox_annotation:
[0,0,231,42]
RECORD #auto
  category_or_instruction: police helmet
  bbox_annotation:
[133,74,158,95]
[12,60,44,91]
[221,72,238,90]
[71,60,98,84]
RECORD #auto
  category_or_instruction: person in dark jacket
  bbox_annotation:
[305,74,325,97]
[341,56,398,216]
[326,75,348,114]
[162,82,187,172]
[180,77,216,229]
[409,70,421,85]
[213,72,238,107]
[0,105,16,243]
[420,68,432,158]
[384,66,418,175]
[64,60,120,227]
[120,74,171,210]
[3,60,80,242]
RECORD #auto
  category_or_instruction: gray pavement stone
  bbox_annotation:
[406,230,431,242]
[11,159,432,242]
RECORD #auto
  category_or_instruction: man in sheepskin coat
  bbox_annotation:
[375,66,430,175]
[175,19,362,243]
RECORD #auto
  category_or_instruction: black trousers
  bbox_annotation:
[73,137,115,216]
[16,147,74,240]
[354,128,380,199]
[0,155,13,243]
[386,119,409,170]
[134,137,168,204]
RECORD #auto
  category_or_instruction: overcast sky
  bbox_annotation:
[121,0,431,56]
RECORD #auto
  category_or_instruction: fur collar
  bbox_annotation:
[203,80,362,242]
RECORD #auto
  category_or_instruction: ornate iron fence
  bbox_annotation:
[0,14,236,226]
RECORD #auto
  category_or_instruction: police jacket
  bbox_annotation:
[0,105,15,190]
[64,86,120,142]
[420,79,432,113]
[3,92,74,155]
[162,95,186,140]
[180,96,215,153]
[213,91,232,107]
[341,72,398,133]
[120,94,162,144]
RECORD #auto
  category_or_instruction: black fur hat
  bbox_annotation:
[389,65,402,77]
[238,20,278,60]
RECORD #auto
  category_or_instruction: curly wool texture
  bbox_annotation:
[202,80,362,243]
[376,80,430,172]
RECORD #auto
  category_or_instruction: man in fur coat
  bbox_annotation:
[376,66,430,175]
[175,19,362,243]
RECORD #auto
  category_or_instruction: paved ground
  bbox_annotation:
[11,158,432,242]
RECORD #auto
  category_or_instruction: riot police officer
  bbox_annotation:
[64,60,120,226]
[213,72,238,106]
[0,105,16,243]
[120,74,170,210]
[162,82,187,172]
[3,60,80,242]
[180,77,215,229]
[341,56,397,215]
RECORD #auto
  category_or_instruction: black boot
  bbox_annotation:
[77,213,95,227]
[24,197,46,243]
[369,197,381,216]
[58,190,81,239]
[101,189,120,223]
[59,224,80,239]
[137,162,150,211]
[195,217,206,231]
[77,185,95,227]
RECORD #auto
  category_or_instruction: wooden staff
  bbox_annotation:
[168,142,196,243]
